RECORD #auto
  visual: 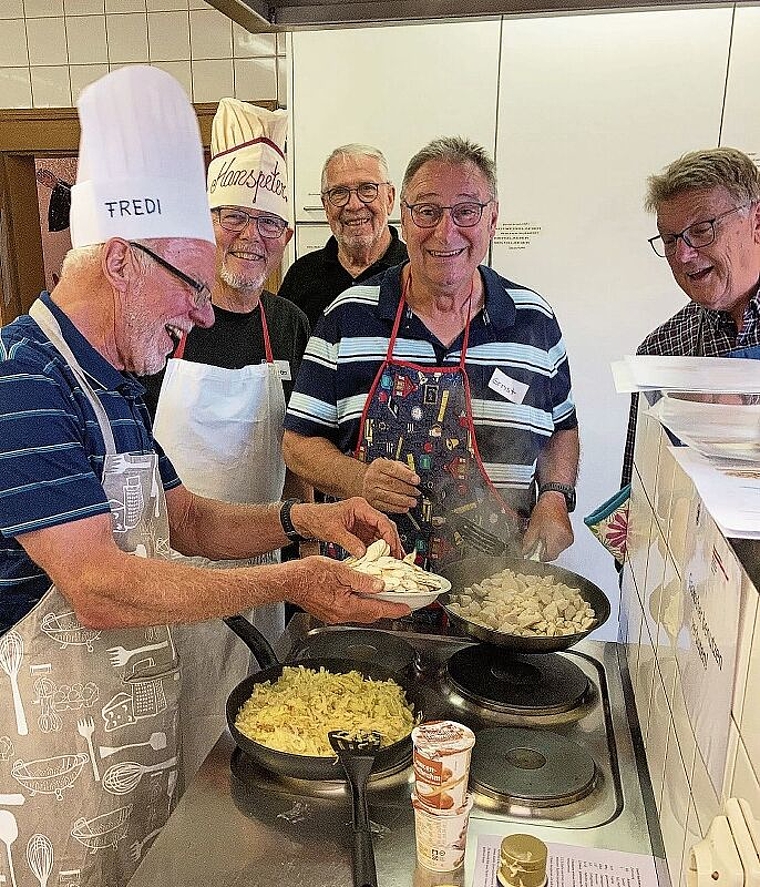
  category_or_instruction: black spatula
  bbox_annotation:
[328,730,382,887]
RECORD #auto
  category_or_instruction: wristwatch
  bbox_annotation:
[538,483,576,514]
[279,498,310,543]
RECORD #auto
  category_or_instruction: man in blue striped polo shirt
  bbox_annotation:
[283,136,579,566]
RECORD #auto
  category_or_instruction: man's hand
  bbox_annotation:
[290,496,404,559]
[359,458,420,513]
[283,556,411,623]
[522,493,574,562]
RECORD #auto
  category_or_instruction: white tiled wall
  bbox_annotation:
[0,0,284,108]
[622,415,760,887]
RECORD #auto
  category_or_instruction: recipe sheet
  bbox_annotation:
[474,835,660,887]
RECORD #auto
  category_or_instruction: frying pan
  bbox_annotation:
[224,615,423,781]
[437,555,611,654]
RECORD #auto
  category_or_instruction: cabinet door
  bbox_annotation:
[491,8,732,616]
[289,20,501,224]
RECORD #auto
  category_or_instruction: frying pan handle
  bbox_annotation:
[352,828,378,887]
[223,615,279,669]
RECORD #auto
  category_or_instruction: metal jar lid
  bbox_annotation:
[497,834,548,887]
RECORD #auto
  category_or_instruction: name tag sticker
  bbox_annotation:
[488,368,529,404]
[274,359,291,381]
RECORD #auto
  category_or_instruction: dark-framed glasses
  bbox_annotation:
[648,205,748,258]
[130,241,211,309]
[321,182,389,207]
[403,200,493,229]
[214,207,288,238]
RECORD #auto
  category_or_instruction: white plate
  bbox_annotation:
[364,577,451,610]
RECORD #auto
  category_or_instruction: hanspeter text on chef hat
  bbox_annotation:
[206,98,289,225]
[69,65,214,248]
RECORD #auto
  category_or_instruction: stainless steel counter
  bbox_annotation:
[128,619,663,886]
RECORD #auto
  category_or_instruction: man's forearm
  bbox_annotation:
[282,431,366,500]
[536,427,580,487]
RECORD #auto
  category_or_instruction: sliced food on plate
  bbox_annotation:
[344,540,450,607]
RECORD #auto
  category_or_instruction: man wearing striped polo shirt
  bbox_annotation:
[283,136,579,568]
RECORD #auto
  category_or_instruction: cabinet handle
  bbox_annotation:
[303,205,326,212]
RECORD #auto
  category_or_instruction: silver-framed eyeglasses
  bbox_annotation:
[321,182,390,207]
[403,200,494,229]
[214,207,288,238]
[130,241,211,309]
[648,205,748,258]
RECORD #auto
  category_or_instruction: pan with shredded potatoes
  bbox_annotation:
[233,665,416,757]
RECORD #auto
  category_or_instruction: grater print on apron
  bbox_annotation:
[0,300,182,887]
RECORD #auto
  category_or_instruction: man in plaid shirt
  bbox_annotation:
[622,147,760,487]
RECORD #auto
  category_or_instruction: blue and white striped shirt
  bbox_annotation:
[284,263,577,516]
[0,292,180,633]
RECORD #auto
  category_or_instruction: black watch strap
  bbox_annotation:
[538,483,576,513]
[279,498,309,543]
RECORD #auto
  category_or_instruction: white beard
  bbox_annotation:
[220,260,266,295]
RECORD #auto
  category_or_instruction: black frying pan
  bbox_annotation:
[437,555,611,654]
[224,616,423,781]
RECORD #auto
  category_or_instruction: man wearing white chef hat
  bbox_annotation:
[147,98,312,783]
[0,66,408,887]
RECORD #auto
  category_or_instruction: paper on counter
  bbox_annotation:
[474,834,659,887]
[612,354,760,394]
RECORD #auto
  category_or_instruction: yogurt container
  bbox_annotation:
[412,790,474,872]
[411,720,475,811]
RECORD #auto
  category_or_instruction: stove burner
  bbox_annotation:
[292,629,416,674]
[446,646,589,715]
[470,727,597,807]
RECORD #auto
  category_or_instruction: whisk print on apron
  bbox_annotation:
[355,272,522,569]
[0,299,181,887]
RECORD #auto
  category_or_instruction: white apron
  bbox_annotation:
[152,303,287,782]
[0,300,181,887]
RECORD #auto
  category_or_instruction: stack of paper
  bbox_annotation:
[612,355,760,394]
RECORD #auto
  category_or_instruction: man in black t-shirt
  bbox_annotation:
[277,143,408,328]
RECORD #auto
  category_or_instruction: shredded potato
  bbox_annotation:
[234,665,416,756]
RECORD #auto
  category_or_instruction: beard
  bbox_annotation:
[219,259,266,295]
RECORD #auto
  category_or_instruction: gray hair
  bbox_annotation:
[645,147,760,212]
[60,238,166,277]
[401,136,498,201]
[320,143,391,192]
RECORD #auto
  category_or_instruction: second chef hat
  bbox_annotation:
[206,98,289,224]
[69,65,214,249]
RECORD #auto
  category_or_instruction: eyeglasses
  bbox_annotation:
[648,205,748,258]
[130,241,211,309]
[321,182,390,207]
[403,200,494,229]
[213,207,288,238]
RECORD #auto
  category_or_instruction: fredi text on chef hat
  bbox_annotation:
[69,65,214,249]
[206,98,290,225]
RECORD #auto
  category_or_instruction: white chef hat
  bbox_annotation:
[206,98,289,224]
[69,65,214,248]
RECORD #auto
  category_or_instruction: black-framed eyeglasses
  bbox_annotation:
[648,205,748,258]
[403,200,494,229]
[130,241,211,309]
[321,182,390,207]
[213,207,288,238]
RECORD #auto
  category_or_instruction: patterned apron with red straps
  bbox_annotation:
[355,274,522,569]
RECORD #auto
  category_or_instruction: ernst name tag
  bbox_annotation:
[488,368,529,404]
[267,359,291,381]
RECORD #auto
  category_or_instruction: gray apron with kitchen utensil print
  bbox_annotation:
[0,299,181,887]
[152,302,286,784]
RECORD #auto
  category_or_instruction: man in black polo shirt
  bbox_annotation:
[278,143,408,327]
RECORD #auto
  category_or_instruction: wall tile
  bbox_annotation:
[277,54,286,107]
[680,800,703,887]
[191,57,232,101]
[190,7,231,58]
[27,16,68,66]
[732,570,758,727]
[722,719,741,802]
[107,12,148,64]
[234,57,275,100]
[188,0,207,7]
[66,14,107,65]
[660,729,690,887]
[668,456,696,574]
[233,24,275,57]
[147,0,187,8]
[0,66,32,107]
[670,668,697,784]
[64,0,104,13]
[147,10,189,61]
[626,585,644,693]
[0,1,23,17]
[150,59,190,95]
[26,0,64,15]
[645,658,670,813]
[70,62,107,98]
[738,595,760,772]
[636,618,656,748]
[0,19,28,66]
[276,31,285,54]
[691,744,720,836]
[30,63,71,105]
[627,470,653,595]
[106,0,145,11]
[731,734,760,815]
